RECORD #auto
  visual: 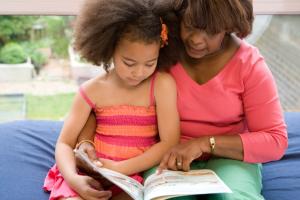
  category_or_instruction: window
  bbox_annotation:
[0,1,300,123]
[247,15,300,111]
[1,0,300,15]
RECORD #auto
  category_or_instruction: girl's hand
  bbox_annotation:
[99,158,134,176]
[157,137,211,173]
[99,158,122,172]
[71,174,112,200]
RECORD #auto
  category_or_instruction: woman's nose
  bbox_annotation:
[189,31,205,46]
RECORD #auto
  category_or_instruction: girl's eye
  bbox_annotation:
[145,63,156,67]
[123,61,135,67]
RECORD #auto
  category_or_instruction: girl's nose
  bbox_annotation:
[133,66,144,78]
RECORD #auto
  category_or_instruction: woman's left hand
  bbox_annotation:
[99,158,122,172]
[157,137,211,172]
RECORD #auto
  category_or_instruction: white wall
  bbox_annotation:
[0,0,299,15]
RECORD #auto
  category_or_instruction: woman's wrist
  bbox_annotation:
[209,136,216,154]
[75,139,95,150]
[197,136,214,154]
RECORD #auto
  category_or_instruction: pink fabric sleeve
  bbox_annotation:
[149,72,158,106]
[79,86,96,109]
[240,54,288,163]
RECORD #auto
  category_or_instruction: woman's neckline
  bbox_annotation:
[177,39,245,88]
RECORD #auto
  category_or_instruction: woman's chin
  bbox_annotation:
[186,47,207,59]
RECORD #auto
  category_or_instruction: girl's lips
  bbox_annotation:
[128,78,141,83]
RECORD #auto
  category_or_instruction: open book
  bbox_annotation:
[74,149,232,200]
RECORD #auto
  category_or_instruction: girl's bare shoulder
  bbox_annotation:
[154,71,176,90]
[79,73,110,100]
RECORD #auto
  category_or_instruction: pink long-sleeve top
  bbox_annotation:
[170,40,288,163]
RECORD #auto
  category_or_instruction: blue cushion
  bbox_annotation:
[262,112,300,200]
[0,120,62,200]
[0,112,299,199]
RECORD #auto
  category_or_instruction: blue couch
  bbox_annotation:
[0,112,299,200]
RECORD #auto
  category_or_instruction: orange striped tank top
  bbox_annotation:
[79,74,158,161]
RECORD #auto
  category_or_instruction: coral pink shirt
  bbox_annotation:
[170,40,288,163]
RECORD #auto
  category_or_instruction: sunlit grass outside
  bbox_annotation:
[26,93,75,120]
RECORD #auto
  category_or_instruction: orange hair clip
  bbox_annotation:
[160,18,168,48]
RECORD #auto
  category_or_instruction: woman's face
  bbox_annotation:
[180,21,226,59]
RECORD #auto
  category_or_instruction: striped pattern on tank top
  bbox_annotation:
[93,105,158,161]
[79,72,158,161]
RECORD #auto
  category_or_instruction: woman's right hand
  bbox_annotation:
[71,174,112,200]
[75,141,114,188]
[76,141,101,174]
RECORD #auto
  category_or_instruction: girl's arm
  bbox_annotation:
[55,89,93,184]
[55,80,112,199]
[101,72,180,175]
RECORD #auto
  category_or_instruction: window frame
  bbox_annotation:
[0,0,299,15]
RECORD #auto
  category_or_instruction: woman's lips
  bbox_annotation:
[189,45,205,53]
[187,45,206,55]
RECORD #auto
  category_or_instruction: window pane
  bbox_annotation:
[247,15,300,111]
[1,15,300,122]
[0,16,77,122]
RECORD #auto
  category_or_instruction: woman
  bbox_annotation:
[76,0,288,199]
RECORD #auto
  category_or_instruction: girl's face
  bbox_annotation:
[113,38,160,87]
[180,21,226,59]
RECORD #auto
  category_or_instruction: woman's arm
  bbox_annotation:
[239,53,288,163]
[159,47,288,172]
[101,72,180,175]
[76,113,103,174]
[158,134,243,172]
[77,112,97,142]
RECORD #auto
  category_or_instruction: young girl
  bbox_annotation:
[43,0,181,199]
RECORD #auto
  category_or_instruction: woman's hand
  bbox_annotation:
[158,137,211,172]
[75,141,104,177]
[75,141,115,189]
[71,174,112,200]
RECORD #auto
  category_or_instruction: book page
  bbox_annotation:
[143,169,232,200]
[74,149,144,200]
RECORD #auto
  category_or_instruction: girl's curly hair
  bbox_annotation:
[74,0,180,71]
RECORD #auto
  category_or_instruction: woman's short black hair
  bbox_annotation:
[74,0,181,71]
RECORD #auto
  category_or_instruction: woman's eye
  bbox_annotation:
[205,31,215,37]
[183,23,194,31]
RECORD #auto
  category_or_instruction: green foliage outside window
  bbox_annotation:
[0,42,27,64]
[0,16,74,67]
[0,16,36,45]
